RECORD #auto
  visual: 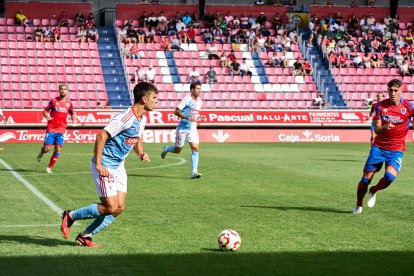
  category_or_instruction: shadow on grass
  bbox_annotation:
[0,235,70,247]
[1,251,413,275]
[0,168,39,173]
[242,205,350,214]
[128,173,187,179]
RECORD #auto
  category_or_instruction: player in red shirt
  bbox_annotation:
[37,84,76,173]
[353,79,414,214]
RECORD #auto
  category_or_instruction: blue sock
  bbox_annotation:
[84,215,116,236]
[191,151,199,172]
[166,146,175,153]
[72,203,100,220]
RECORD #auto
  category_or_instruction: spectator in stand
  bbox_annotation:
[118,26,127,43]
[157,19,168,36]
[313,93,325,109]
[34,25,45,42]
[147,12,158,28]
[75,10,85,27]
[371,37,382,52]
[272,13,283,30]
[130,43,141,59]
[240,58,252,77]
[134,67,147,83]
[146,27,156,43]
[399,61,411,76]
[191,11,200,28]
[370,53,380,68]
[172,12,182,24]
[187,25,196,43]
[240,13,249,29]
[302,58,314,75]
[59,11,69,27]
[338,52,348,68]
[207,41,220,60]
[230,60,241,76]
[50,26,60,42]
[139,11,148,28]
[126,27,138,43]
[167,20,177,36]
[264,36,275,52]
[146,65,156,83]
[43,25,53,42]
[248,14,256,29]
[360,34,372,54]
[383,51,397,68]
[87,25,99,42]
[158,12,167,24]
[170,34,184,51]
[352,52,364,68]
[408,61,414,75]
[176,18,186,34]
[329,51,338,67]
[182,12,192,26]
[257,34,266,52]
[15,9,30,26]
[405,29,413,45]
[162,37,172,51]
[178,29,188,45]
[366,13,376,27]
[121,42,131,59]
[188,66,201,84]
[136,27,145,43]
[224,11,233,25]
[87,12,94,24]
[264,56,277,67]
[279,50,288,67]
[348,13,359,36]
[205,67,218,84]
[204,11,216,29]
[292,58,305,76]
[257,12,267,26]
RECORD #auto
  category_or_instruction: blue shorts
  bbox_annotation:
[364,146,403,173]
[44,132,65,146]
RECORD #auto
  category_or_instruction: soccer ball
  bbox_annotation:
[217,229,241,251]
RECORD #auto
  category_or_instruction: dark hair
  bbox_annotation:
[190,82,201,90]
[387,79,403,88]
[133,82,158,104]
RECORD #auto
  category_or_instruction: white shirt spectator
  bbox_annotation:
[146,67,156,82]
[176,21,186,33]
[158,14,167,22]
[224,15,233,24]
[240,62,249,71]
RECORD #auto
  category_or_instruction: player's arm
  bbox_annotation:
[42,109,53,120]
[174,107,196,122]
[133,138,150,162]
[374,119,394,134]
[94,129,111,177]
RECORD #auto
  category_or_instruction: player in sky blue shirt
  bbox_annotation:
[60,82,158,247]
[161,83,207,179]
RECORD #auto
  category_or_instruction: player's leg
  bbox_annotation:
[353,146,383,214]
[37,133,53,162]
[161,130,185,158]
[46,140,63,173]
[367,151,402,208]
[188,131,201,178]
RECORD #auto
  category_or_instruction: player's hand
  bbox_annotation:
[72,122,78,127]
[140,152,150,162]
[188,116,197,122]
[46,116,53,121]
[199,115,207,122]
[96,164,110,177]
[384,122,395,130]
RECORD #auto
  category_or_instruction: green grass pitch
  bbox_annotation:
[0,142,413,275]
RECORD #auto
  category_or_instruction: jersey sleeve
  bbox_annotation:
[68,102,75,115]
[373,106,382,121]
[138,116,147,137]
[104,116,127,138]
[177,97,189,111]
[44,100,53,112]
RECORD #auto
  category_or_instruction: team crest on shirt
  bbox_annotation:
[400,108,407,115]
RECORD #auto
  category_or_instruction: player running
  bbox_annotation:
[161,83,207,179]
[60,82,157,247]
[369,92,385,145]
[37,84,76,173]
[353,79,414,214]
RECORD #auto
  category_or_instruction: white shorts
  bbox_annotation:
[90,161,127,198]
[175,129,199,148]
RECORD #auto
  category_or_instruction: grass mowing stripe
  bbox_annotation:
[0,224,61,228]
[0,157,63,216]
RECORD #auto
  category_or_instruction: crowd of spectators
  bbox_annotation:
[309,11,414,76]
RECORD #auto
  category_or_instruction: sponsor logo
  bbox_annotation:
[401,108,407,115]
[342,113,360,120]
[190,109,200,114]
[212,130,230,143]
[0,132,17,142]
[383,115,404,124]
[278,130,340,142]
[125,137,140,144]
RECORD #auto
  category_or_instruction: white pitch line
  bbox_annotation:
[0,224,60,228]
[9,157,187,177]
[0,158,63,216]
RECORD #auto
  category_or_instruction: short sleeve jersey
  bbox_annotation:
[98,107,146,169]
[176,96,202,132]
[373,98,414,151]
[45,97,74,133]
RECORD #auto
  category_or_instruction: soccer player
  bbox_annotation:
[369,92,385,145]
[0,107,6,124]
[37,84,76,173]
[161,83,206,179]
[60,82,157,247]
[353,79,414,214]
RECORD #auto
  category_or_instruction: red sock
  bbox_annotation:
[370,177,392,194]
[356,181,368,206]
[48,152,60,169]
